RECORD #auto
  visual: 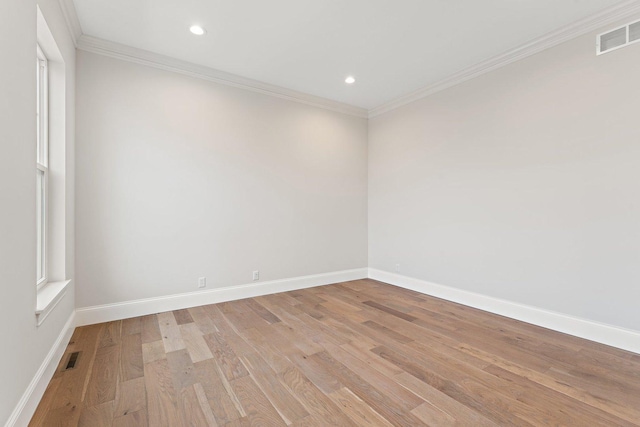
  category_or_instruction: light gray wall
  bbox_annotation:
[0,0,75,424]
[75,50,368,308]
[369,21,640,331]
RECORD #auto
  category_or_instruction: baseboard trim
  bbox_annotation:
[5,312,76,427]
[76,268,368,326]
[368,268,640,355]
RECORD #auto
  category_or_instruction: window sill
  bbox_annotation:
[36,280,70,326]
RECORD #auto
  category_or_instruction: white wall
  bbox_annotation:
[369,20,640,331]
[75,50,368,308]
[0,0,75,424]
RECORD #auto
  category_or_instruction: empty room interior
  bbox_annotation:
[3,0,640,425]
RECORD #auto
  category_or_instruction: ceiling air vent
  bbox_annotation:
[597,20,640,55]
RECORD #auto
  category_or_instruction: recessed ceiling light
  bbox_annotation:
[190,25,206,36]
[345,76,356,84]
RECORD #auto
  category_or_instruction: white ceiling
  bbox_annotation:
[72,0,622,110]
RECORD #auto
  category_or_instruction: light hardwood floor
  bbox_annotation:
[30,279,640,426]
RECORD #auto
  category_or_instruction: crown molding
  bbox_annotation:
[369,0,640,118]
[76,35,369,118]
[57,0,82,46]
[61,0,640,119]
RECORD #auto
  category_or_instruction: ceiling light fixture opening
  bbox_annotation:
[345,76,356,84]
[190,25,206,36]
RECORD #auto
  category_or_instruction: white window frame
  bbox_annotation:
[37,44,49,289]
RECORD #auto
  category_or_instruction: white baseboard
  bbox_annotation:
[368,268,640,355]
[5,312,76,427]
[76,268,368,326]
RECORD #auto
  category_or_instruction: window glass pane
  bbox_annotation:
[630,22,640,43]
[600,28,627,52]
[36,57,47,166]
[36,45,48,285]
[36,58,41,163]
[37,169,45,283]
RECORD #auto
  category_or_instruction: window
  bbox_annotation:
[35,6,71,325]
[36,45,48,288]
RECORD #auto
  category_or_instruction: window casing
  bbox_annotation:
[36,45,48,288]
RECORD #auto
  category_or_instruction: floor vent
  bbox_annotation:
[63,351,81,371]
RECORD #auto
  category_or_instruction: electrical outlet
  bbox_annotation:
[198,277,206,288]
[253,270,260,281]
[395,264,400,273]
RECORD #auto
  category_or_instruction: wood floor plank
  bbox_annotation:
[230,375,287,426]
[43,402,82,426]
[311,350,426,427]
[316,291,364,315]
[78,401,113,427]
[140,314,162,344]
[85,344,120,407]
[173,309,194,325]
[289,415,329,427]
[236,326,301,374]
[287,349,344,394]
[188,305,219,335]
[180,322,214,363]
[194,359,245,425]
[328,387,395,427]
[410,401,457,426]
[459,342,640,425]
[119,333,143,382]
[220,302,269,331]
[486,364,637,427]
[362,300,418,322]
[193,382,219,427]
[243,298,281,324]
[254,298,325,355]
[203,332,249,381]
[339,341,403,379]
[318,342,423,410]
[202,304,259,357]
[371,344,535,426]
[31,280,640,427]
[48,325,102,412]
[278,365,358,427]
[178,384,211,426]
[223,417,251,427]
[394,371,499,427]
[271,319,325,356]
[277,302,351,346]
[361,320,414,344]
[28,377,62,427]
[98,321,121,349]
[144,359,181,427]
[142,340,166,364]
[112,410,148,427]
[113,377,146,419]
[121,317,142,336]
[166,349,199,391]
[541,343,640,389]
[240,351,309,424]
[157,312,186,353]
